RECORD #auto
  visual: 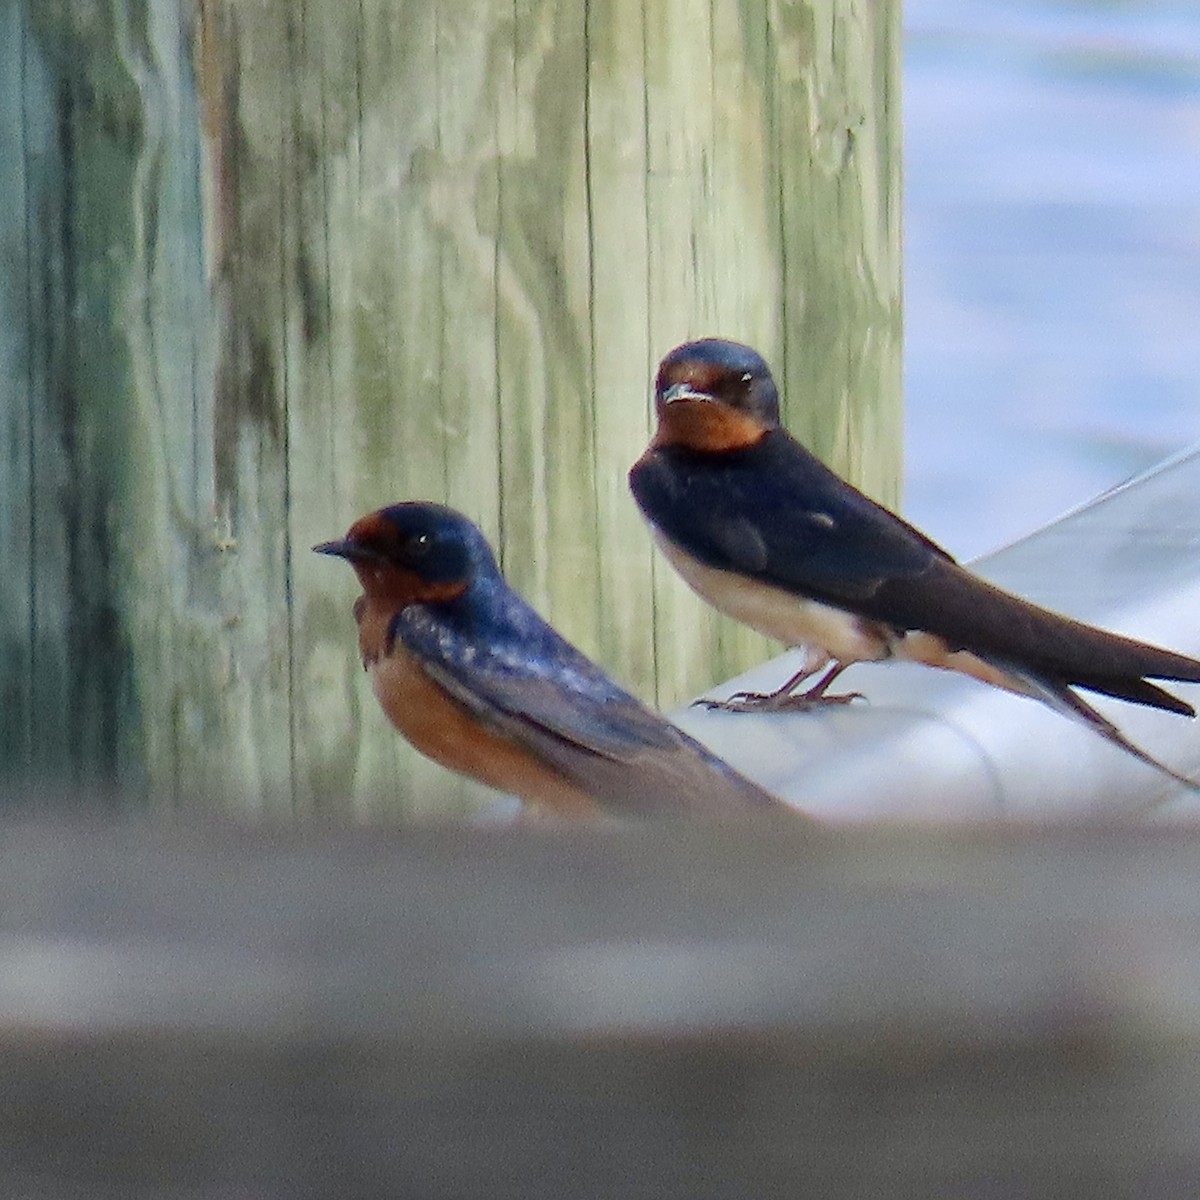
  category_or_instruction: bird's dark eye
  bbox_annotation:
[408,532,433,557]
[740,372,752,384]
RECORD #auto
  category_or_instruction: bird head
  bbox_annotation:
[652,338,781,451]
[314,502,495,607]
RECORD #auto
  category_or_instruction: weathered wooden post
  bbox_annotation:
[0,1,901,816]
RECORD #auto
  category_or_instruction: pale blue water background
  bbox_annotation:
[904,0,1200,560]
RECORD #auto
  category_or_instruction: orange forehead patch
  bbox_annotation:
[345,509,393,545]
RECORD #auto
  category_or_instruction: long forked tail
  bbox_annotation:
[922,559,1200,717]
[1012,668,1200,795]
[1071,673,1196,716]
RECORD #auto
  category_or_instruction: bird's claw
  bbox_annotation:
[693,688,865,713]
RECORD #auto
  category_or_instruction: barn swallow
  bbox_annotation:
[629,337,1200,788]
[314,502,785,817]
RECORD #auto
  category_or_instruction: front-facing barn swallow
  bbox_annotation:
[315,502,786,817]
[629,337,1200,788]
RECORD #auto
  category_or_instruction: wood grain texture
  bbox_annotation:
[1,1,901,816]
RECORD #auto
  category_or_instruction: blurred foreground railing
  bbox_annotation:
[2,818,1200,1197]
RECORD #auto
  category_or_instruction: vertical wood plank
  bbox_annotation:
[585,0,657,697]
[0,3,37,783]
[189,0,298,815]
[768,0,904,492]
[10,1,158,799]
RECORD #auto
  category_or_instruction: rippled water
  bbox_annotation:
[904,0,1200,558]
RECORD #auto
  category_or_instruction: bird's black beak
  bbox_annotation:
[313,538,379,564]
[661,381,713,405]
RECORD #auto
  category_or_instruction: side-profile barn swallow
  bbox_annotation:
[629,337,1200,788]
[314,502,785,817]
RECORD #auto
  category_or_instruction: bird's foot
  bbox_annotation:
[692,661,864,713]
[694,687,865,714]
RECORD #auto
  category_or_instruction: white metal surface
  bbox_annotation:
[673,445,1200,822]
